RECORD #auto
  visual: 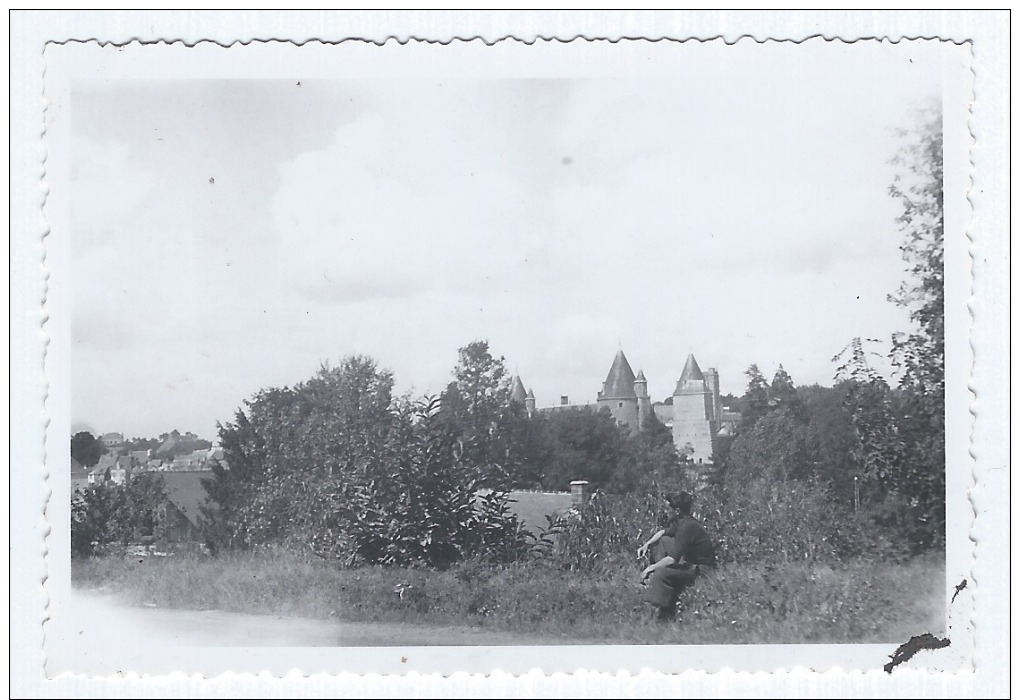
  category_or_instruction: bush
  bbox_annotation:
[71,474,169,557]
[316,397,530,569]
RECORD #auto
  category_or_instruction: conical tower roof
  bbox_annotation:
[635,369,647,382]
[510,375,528,403]
[526,388,535,399]
[680,354,704,382]
[601,350,637,399]
[674,354,707,395]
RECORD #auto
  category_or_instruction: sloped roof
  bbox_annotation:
[601,350,637,399]
[680,354,704,381]
[161,471,217,529]
[526,388,535,400]
[674,354,707,394]
[510,375,528,403]
[635,369,647,382]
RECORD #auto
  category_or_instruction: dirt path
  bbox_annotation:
[66,592,584,647]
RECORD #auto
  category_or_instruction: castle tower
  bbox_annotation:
[525,389,536,418]
[510,375,528,404]
[704,367,722,425]
[634,369,652,431]
[596,350,639,432]
[672,354,716,464]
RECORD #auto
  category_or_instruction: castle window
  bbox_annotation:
[618,402,623,408]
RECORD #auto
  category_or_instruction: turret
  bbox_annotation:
[510,375,528,404]
[634,369,651,430]
[704,367,722,425]
[525,389,536,418]
[596,350,639,432]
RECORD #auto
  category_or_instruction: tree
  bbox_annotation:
[725,408,814,486]
[826,102,946,553]
[889,99,944,399]
[209,355,401,549]
[444,341,529,488]
[70,431,106,468]
[769,365,804,420]
[526,407,628,492]
[70,473,168,555]
[885,100,946,550]
[740,364,771,430]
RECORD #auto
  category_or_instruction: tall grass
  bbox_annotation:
[73,548,943,644]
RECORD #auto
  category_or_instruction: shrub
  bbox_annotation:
[71,473,169,557]
[319,397,530,568]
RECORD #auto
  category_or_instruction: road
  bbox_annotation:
[62,591,582,648]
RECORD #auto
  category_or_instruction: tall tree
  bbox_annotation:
[740,364,771,431]
[888,99,944,399]
[769,364,804,421]
[886,100,946,550]
[446,341,528,487]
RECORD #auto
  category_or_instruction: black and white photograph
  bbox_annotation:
[23,22,997,687]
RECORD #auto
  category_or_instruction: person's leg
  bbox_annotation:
[643,565,698,620]
[648,535,676,566]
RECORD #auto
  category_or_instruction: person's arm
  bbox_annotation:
[640,554,676,582]
[637,529,665,558]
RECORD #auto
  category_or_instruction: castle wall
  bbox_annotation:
[653,402,673,426]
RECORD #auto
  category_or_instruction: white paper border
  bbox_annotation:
[10,10,1009,698]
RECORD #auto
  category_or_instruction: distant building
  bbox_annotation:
[100,432,124,448]
[511,350,736,464]
[154,430,210,460]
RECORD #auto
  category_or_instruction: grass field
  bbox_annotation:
[505,490,574,532]
[73,548,945,645]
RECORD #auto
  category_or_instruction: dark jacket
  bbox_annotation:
[662,515,716,566]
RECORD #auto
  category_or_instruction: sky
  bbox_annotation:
[69,42,945,440]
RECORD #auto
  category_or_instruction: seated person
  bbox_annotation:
[637,491,716,620]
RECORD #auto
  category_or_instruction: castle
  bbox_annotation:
[511,350,728,464]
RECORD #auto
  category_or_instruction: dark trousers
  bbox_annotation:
[643,536,701,609]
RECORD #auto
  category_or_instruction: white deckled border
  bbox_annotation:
[11,10,1009,698]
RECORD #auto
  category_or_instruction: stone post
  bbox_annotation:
[569,480,590,507]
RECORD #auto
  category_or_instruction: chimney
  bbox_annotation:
[569,480,590,507]
[560,395,569,406]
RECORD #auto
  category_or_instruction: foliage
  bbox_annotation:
[70,431,106,468]
[538,490,663,574]
[886,100,946,552]
[702,476,908,564]
[442,341,530,489]
[524,408,628,492]
[71,474,169,557]
[335,396,530,568]
[724,408,815,485]
[210,356,402,549]
[740,364,771,431]
[888,99,945,399]
[208,355,527,568]
[822,103,946,554]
